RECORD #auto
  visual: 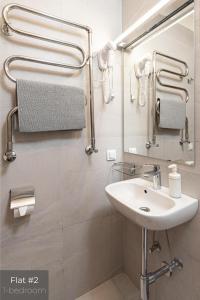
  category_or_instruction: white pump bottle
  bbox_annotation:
[168,164,181,198]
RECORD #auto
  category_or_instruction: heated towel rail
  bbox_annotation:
[155,51,189,103]
[148,50,189,148]
[2,3,98,162]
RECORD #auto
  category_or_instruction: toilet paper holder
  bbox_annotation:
[10,186,35,218]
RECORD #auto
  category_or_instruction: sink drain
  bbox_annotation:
[139,207,150,212]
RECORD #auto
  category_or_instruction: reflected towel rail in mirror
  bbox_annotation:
[157,69,189,103]
[156,51,189,103]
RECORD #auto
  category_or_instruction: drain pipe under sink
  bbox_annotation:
[140,228,183,300]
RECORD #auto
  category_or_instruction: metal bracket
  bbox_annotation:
[161,258,183,278]
[2,3,98,159]
[149,241,161,254]
[1,23,12,36]
[145,141,159,149]
[85,145,98,155]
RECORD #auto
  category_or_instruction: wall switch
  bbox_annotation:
[128,147,137,154]
[106,149,117,161]
[188,142,193,151]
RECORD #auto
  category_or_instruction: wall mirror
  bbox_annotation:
[123,1,195,166]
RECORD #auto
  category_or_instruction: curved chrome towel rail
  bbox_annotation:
[2,3,98,161]
[4,55,85,83]
[156,69,189,103]
[2,3,88,69]
[149,51,189,148]
[156,52,189,103]
[3,106,18,162]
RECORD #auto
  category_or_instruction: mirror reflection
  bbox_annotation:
[123,10,194,165]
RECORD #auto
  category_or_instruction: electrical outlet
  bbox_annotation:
[106,149,117,161]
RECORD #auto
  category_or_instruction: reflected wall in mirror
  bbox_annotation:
[123,6,195,166]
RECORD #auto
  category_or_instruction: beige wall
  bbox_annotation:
[1,1,199,299]
[0,1,123,299]
[122,0,159,30]
[123,1,200,299]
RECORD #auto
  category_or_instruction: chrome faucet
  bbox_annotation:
[143,164,161,190]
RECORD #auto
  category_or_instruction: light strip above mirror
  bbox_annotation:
[132,9,194,49]
[124,0,194,49]
[97,0,194,74]
[114,0,173,46]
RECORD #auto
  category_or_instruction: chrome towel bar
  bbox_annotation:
[2,3,98,161]
[2,3,88,69]
[157,69,189,103]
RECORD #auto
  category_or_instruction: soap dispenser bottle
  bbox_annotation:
[168,164,181,198]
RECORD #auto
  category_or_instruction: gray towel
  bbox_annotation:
[17,79,86,132]
[158,98,186,130]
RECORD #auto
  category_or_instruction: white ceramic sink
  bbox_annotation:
[105,178,198,230]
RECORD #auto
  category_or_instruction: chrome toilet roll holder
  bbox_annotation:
[10,186,35,218]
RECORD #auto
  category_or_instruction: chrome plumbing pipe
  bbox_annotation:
[140,227,183,300]
[148,258,183,285]
[140,227,149,300]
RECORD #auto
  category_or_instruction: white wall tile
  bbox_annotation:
[0,1,123,299]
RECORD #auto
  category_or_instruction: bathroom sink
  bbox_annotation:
[105,178,198,230]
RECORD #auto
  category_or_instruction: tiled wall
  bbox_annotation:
[123,1,200,299]
[0,1,123,299]
[1,1,199,299]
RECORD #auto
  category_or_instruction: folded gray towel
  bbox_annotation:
[17,79,86,132]
[157,97,186,130]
